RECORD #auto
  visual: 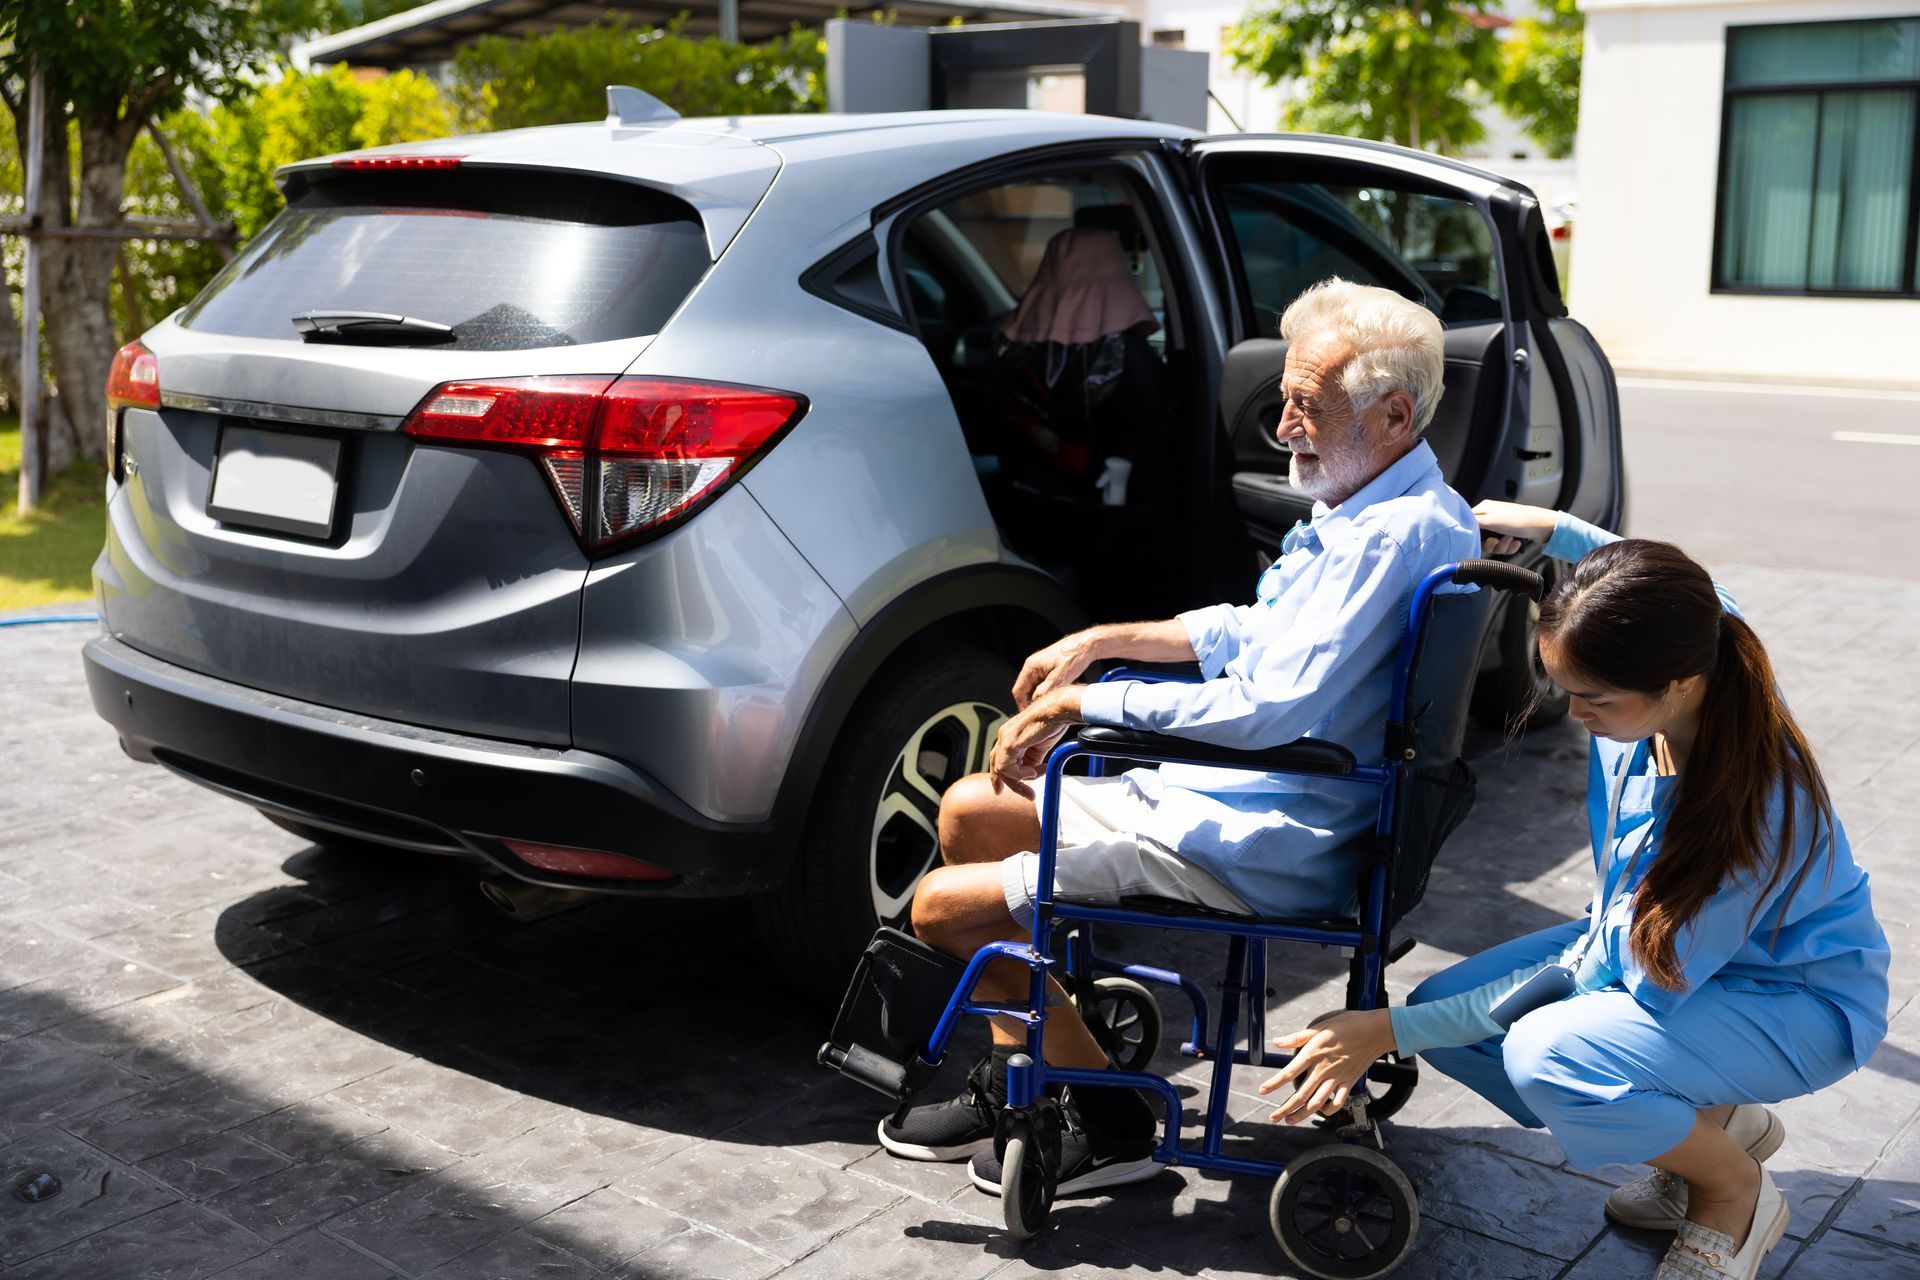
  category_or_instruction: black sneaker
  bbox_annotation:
[969,1085,1160,1196]
[878,1055,1001,1162]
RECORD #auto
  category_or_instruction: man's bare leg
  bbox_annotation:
[937,772,1041,867]
[912,862,1109,1069]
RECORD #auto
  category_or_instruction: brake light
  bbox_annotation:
[402,375,805,551]
[1550,224,1571,241]
[104,340,158,482]
[331,154,465,170]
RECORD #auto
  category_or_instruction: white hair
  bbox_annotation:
[1279,278,1445,436]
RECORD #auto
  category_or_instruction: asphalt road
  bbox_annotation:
[1617,379,1920,582]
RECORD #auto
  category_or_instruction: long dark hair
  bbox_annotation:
[1535,539,1834,990]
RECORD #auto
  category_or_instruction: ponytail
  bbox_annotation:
[1537,541,1836,991]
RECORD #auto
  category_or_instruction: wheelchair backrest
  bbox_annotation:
[1383,585,1500,925]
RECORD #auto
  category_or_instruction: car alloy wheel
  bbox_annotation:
[869,699,1007,923]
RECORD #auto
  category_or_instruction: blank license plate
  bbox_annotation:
[208,426,342,539]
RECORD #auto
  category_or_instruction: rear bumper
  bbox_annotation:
[82,635,787,895]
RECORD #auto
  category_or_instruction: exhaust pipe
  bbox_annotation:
[477,875,594,921]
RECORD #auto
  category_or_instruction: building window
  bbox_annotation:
[1150,29,1185,47]
[1714,17,1920,297]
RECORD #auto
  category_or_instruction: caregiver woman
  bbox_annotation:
[1259,502,1889,1280]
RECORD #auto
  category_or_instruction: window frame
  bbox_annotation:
[1710,14,1920,300]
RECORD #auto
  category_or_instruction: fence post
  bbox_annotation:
[17,62,45,514]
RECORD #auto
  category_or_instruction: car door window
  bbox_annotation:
[1218,181,1503,333]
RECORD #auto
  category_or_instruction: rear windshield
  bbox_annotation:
[179,169,711,351]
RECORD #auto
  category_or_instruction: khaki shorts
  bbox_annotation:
[999,774,1254,928]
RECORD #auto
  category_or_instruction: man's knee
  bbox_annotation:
[910,863,1015,953]
[937,772,1032,866]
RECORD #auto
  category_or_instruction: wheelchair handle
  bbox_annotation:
[1450,558,1545,599]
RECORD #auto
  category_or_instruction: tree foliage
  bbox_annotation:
[1494,0,1583,159]
[451,15,825,131]
[1227,0,1502,153]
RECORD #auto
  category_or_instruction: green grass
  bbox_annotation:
[0,418,107,612]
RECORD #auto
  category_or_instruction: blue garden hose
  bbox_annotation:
[0,613,98,627]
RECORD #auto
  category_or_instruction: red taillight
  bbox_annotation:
[106,340,159,410]
[104,340,158,483]
[331,154,465,170]
[402,375,804,551]
[1550,224,1571,241]
[501,838,676,882]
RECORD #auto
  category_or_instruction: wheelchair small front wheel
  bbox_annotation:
[1081,977,1163,1073]
[1270,1144,1419,1280]
[999,1113,1059,1239]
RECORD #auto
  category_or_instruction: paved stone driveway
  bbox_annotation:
[2,561,1917,1279]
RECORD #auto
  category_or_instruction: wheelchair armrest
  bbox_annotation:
[1075,725,1357,777]
[1100,665,1203,685]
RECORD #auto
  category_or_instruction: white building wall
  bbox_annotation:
[1571,0,1920,388]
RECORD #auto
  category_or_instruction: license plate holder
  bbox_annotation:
[207,424,343,540]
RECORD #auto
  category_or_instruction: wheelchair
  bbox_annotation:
[820,559,1543,1279]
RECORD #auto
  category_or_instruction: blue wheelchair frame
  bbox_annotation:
[915,560,1487,1179]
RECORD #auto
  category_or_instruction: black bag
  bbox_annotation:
[818,927,966,1101]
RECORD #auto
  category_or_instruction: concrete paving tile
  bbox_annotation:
[621,1138,901,1263]
[1831,1118,1920,1252]
[321,1167,561,1274]
[201,1125,458,1243]
[1379,1224,1564,1280]
[94,902,303,977]
[993,1224,1164,1278]
[0,1125,178,1266]
[843,1147,994,1220]
[210,1228,399,1279]
[424,1228,604,1278]
[1390,1132,1608,1261]
[1779,1229,1920,1278]
[0,961,183,1040]
[328,1058,564,1158]
[464,1111,685,1204]
[0,1032,148,1128]
[776,1199,1020,1280]
[4,1201,268,1280]
[522,1186,692,1269]
[1774,1065,1920,1175]
[68,1074,286,1162]
[138,1129,294,1201]
[726,1065,906,1169]
[606,1226,785,1280]
[234,1096,393,1162]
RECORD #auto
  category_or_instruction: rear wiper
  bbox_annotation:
[292,310,456,345]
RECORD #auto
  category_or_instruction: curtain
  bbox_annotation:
[1809,92,1916,290]
[1719,95,1819,287]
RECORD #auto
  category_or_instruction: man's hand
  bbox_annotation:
[988,685,1084,797]
[1257,1008,1397,1125]
[1471,500,1559,558]
[1012,633,1104,709]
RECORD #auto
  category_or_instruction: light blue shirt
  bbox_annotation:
[1076,440,1478,918]
[1392,513,1890,1070]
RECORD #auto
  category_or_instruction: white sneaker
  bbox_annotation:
[1652,1167,1788,1279]
[1605,1105,1785,1231]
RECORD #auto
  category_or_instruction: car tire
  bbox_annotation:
[756,645,1014,1002]
[1470,566,1569,731]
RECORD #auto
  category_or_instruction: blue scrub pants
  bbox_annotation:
[1408,920,1857,1170]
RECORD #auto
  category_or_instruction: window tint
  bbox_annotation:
[180,171,711,350]
[1218,182,1502,331]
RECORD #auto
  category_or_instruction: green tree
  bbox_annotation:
[1495,0,1583,159]
[451,15,824,132]
[0,0,330,471]
[1226,0,1502,154]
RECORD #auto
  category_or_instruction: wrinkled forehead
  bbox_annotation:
[1282,331,1357,391]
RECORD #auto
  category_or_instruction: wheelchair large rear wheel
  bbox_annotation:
[1080,976,1162,1073]
[1270,1144,1419,1280]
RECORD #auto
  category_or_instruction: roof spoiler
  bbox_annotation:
[607,85,681,127]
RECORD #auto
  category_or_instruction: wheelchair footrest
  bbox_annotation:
[819,927,967,1102]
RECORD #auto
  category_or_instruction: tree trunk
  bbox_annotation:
[36,100,140,472]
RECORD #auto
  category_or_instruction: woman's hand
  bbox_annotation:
[987,687,1082,797]
[1012,632,1104,709]
[1258,1008,1398,1125]
[1470,500,1559,557]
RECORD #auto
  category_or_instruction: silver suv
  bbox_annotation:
[85,108,1622,994]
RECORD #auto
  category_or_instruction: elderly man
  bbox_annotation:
[881,277,1479,1197]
